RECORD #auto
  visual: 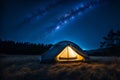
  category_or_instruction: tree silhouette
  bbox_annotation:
[0,39,53,55]
[100,29,120,48]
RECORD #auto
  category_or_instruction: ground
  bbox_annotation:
[1,55,120,80]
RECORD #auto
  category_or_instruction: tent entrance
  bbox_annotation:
[56,46,84,61]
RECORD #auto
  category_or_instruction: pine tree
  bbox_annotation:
[100,29,120,48]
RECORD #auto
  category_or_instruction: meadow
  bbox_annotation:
[1,55,120,80]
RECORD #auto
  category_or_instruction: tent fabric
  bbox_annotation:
[41,41,88,62]
[56,46,85,61]
[58,46,77,59]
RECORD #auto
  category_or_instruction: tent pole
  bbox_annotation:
[67,46,69,61]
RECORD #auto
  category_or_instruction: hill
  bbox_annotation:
[86,47,120,56]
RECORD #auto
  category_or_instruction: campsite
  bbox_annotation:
[1,41,120,80]
[1,0,120,80]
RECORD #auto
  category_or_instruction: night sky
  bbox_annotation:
[1,0,120,50]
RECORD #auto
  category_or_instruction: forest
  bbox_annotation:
[0,29,120,56]
[0,39,52,55]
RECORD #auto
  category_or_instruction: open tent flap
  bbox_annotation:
[59,46,77,59]
[56,46,84,61]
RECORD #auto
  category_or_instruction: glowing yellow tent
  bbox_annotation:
[56,46,85,61]
[41,41,88,62]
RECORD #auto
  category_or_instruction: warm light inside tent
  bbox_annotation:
[56,46,84,61]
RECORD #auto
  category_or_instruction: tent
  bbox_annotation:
[41,41,88,62]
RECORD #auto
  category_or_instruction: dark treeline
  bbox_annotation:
[0,39,53,55]
[88,29,120,56]
[1,29,120,56]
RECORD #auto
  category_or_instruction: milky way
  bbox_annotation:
[18,0,64,27]
[17,0,108,38]
[43,0,108,37]
[3,0,120,50]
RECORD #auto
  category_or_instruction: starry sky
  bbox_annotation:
[1,0,120,50]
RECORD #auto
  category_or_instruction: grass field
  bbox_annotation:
[1,55,120,80]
